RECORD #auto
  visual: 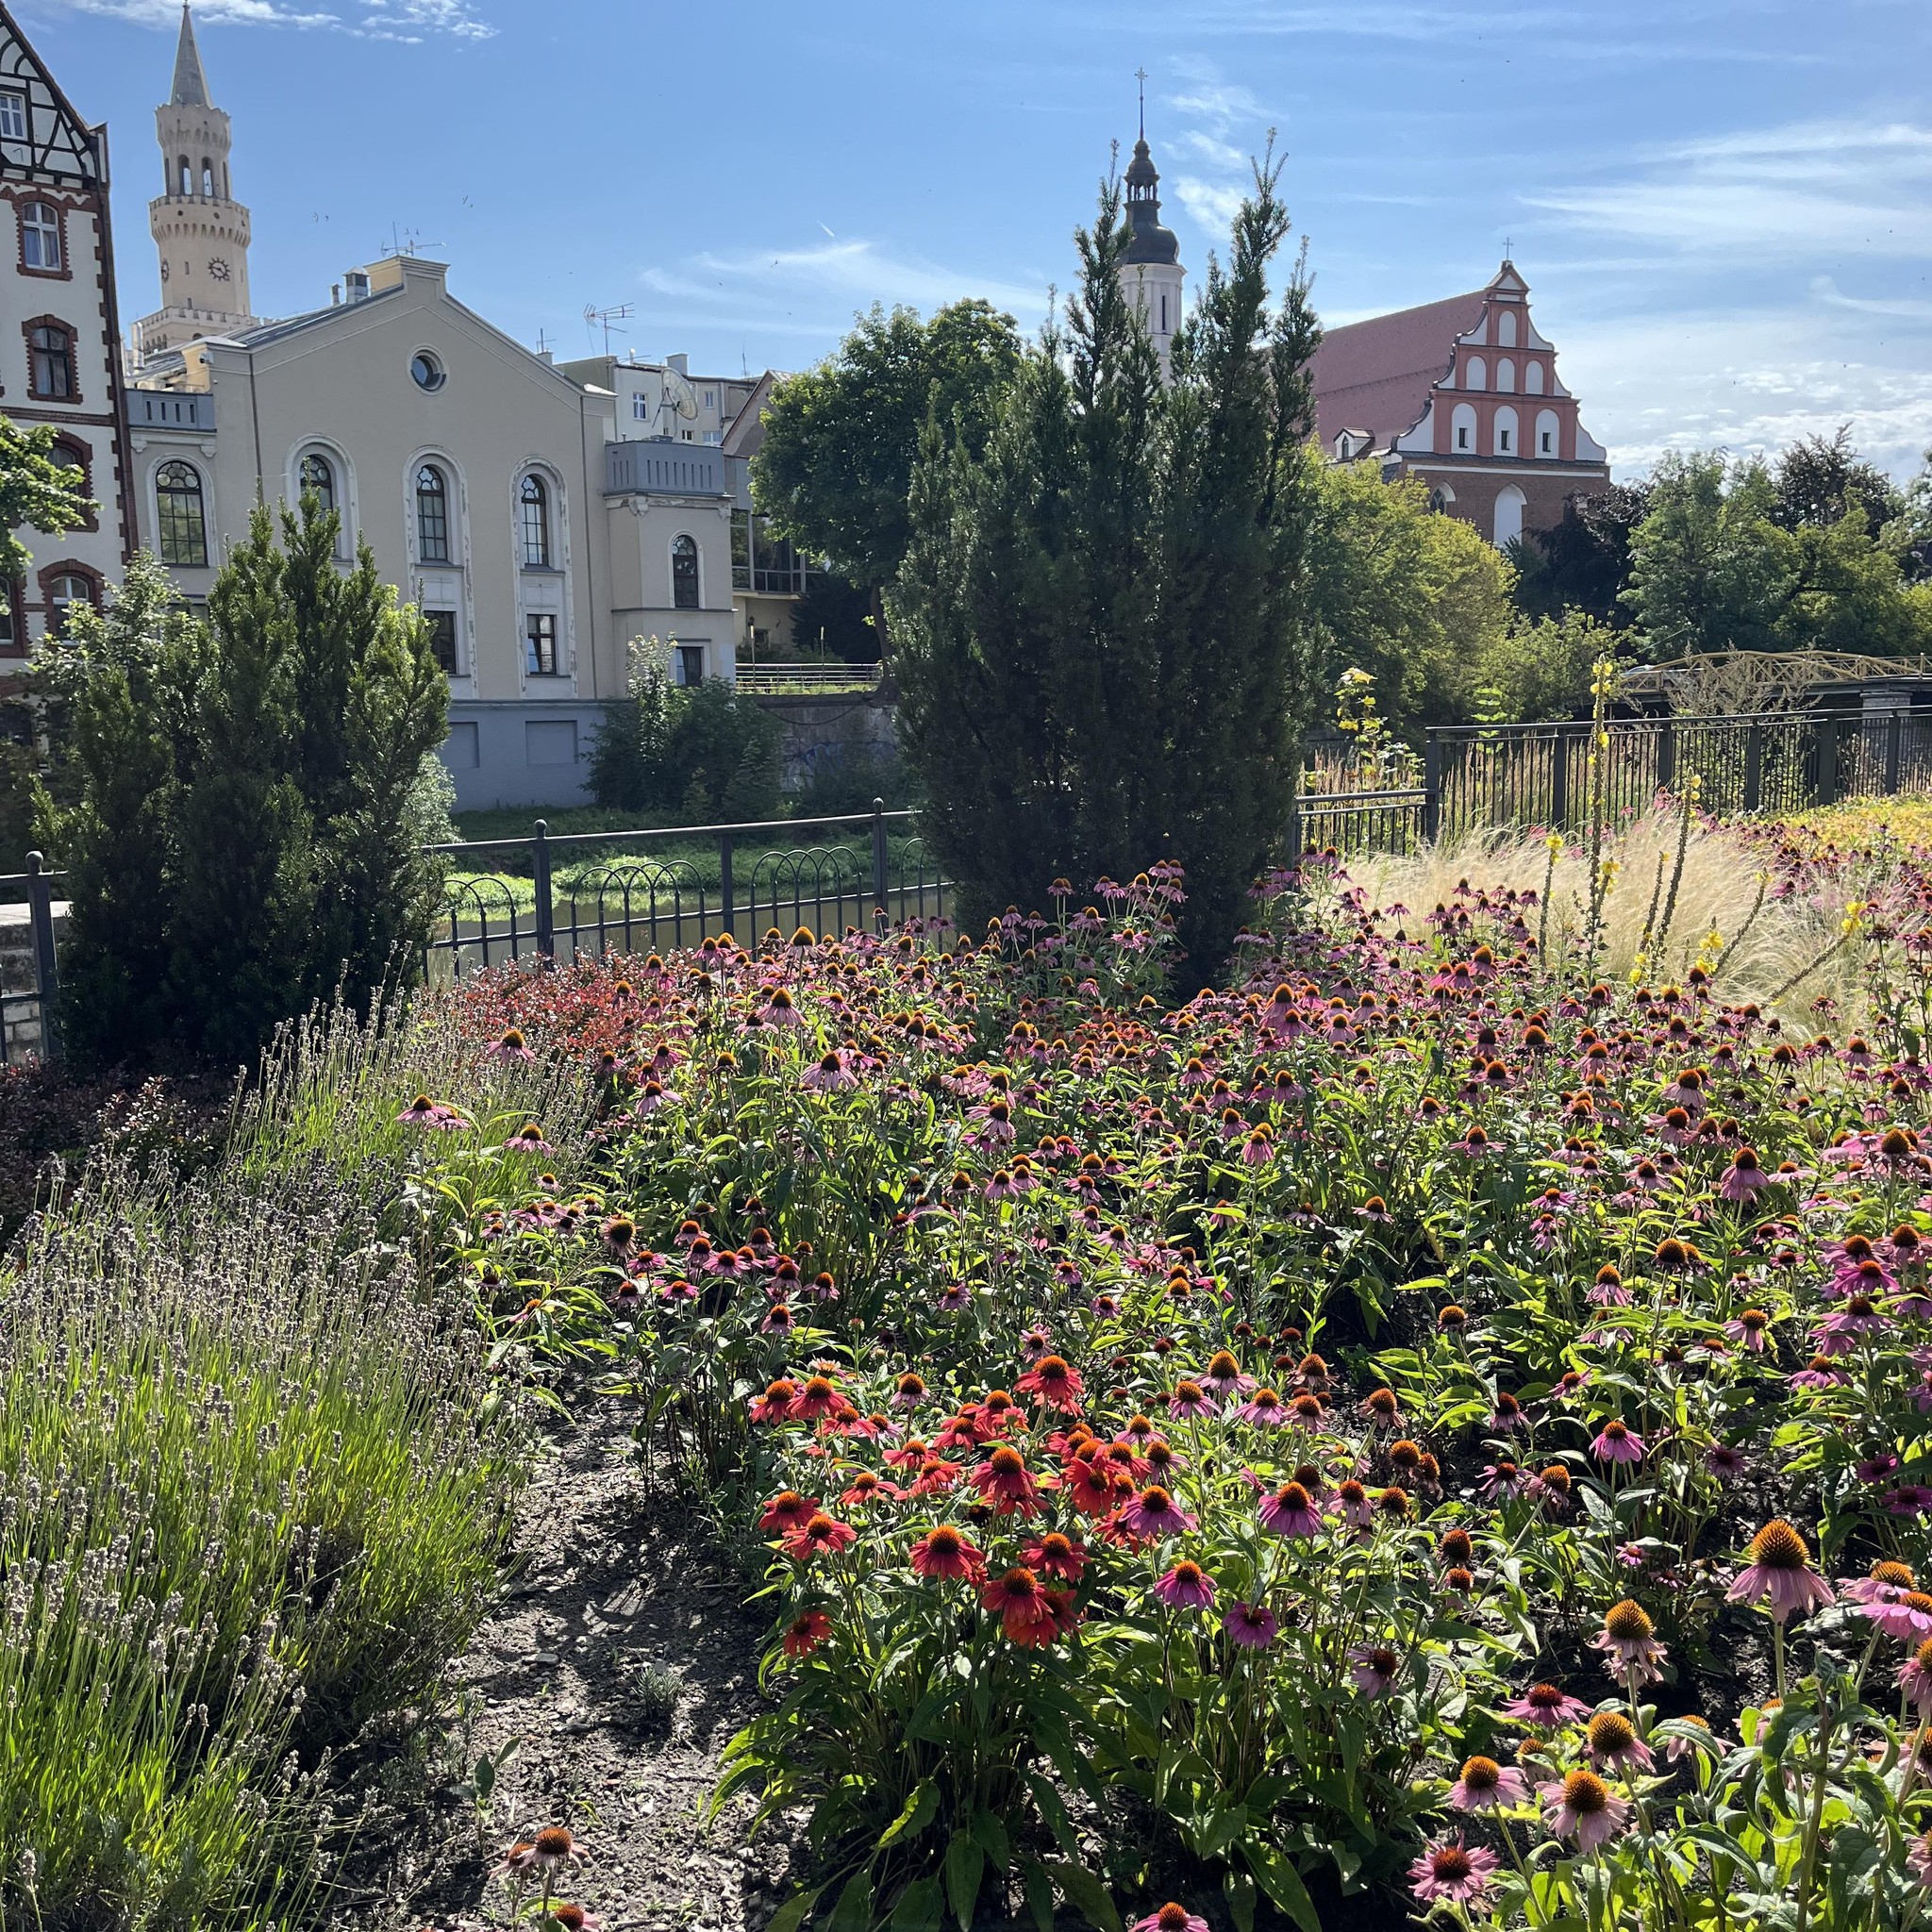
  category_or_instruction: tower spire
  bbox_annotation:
[1136,66,1147,140]
[171,4,209,109]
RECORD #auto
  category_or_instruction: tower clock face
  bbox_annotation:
[208,258,231,282]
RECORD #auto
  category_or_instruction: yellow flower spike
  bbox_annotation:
[1545,833,1564,857]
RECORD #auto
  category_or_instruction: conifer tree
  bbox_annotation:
[890,155,1321,976]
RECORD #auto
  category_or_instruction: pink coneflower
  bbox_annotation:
[1719,1147,1773,1201]
[1480,1460,1530,1501]
[1257,1479,1324,1537]
[500,1825,581,1879]
[1154,1559,1217,1610]
[1706,1442,1750,1480]
[396,1093,469,1130]
[1407,1838,1499,1908]
[1844,1559,1918,1604]
[909,1524,986,1581]
[782,1610,831,1657]
[1022,1531,1087,1582]
[1505,1682,1591,1728]
[1361,1387,1404,1431]
[1663,1715,1727,1762]
[1224,1601,1278,1648]
[783,1511,858,1560]
[801,1049,858,1092]
[1448,1754,1529,1812]
[1335,1478,1373,1528]
[1724,1308,1773,1352]
[1164,1378,1219,1420]
[1231,1387,1290,1425]
[1584,1709,1655,1772]
[1488,1390,1530,1435]
[971,1444,1047,1516]
[485,1026,536,1063]
[758,986,806,1026]
[1591,1419,1645,1466]
[1726,1520,1835,1624]
[1898,1637,1932,1713]
[1590,1599,1670,1685]
[1908,1830,1932,1888]
[1541,1769,1631,1851]
[1119,1484,1197,1540]
[1198,1349,1256,1398]
[1349,1643,1401,1697]
[546,1905,604,1931]
[1131,1906,1208,1932]
[1790,1355,1851,1391]
[1448,1124,1494,1158]
[1857,1588,1932,1641]
[1016,1355,1084,1412]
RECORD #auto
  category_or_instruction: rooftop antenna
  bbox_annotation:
[1136,66,1147,139]
[582,302,633,355]
[380,222,441,258]
[536,326,551,355]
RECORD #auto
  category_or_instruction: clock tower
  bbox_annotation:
[132,4,258,370]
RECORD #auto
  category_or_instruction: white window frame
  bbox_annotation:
[21,201,59,272]
[0,92,26,142]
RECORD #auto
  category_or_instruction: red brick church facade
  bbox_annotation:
[1309,261,1609,548]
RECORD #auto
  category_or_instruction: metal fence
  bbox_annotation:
[1296,708,1932,858]
[0,854,63,1067]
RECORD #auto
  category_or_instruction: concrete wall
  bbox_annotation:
[761,689,898,793]
[441,697,608,809]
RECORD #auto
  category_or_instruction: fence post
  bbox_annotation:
[1549,730,1570,830]
[1814,715,1839,808]
[1423,734,1441,841]
[1888,709,1905,796]
[531,819,555,961]
[1743,723,1763,814]
[718,832,735,939]
[871,797,890,932]
[25,851,59,1064]
[1656,717,1675,792]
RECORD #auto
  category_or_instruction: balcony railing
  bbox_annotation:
[604,439,727,498]
[127,389,216,431]
[735,662,884,696]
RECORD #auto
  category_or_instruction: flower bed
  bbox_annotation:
[416,825,1932,1932]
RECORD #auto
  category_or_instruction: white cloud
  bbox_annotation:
[1166,79,1267,134]
[44,0,491,39]
[1174,175,1247,230]
[1529,119,1932,258]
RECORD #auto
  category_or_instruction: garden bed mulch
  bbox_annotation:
[389,1401,792,1932]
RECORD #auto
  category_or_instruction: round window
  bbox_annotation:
[409,351,445,392]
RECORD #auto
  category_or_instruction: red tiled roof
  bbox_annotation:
[1310,290,1486,450]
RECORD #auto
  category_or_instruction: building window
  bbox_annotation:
[672,534,699,608]
[1451,402,1477,453]
[416,464,451,562]
[525,610,558,676]
[27,322,74,400]
[633,392,650,421]
[675,643,705,687]
[299,451,337,517]
[178,157,191,196]
[46,571,95,631]
[0,584,19,656]
[519,474,551,567]
[0,92,25,142]
[409,351,446,392]
[424,608,458,674]
[155,459,208,566]
[1493,485,1526,549]
[20,202,60,273]
[1493,406,1518,457]
[50,438,93,531]
[1536,408,1561,458]
[1496,309,1518,349]
[201,161,214,197]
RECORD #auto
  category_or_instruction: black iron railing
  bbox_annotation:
[421,800,950,984]
[0,854,63,1067]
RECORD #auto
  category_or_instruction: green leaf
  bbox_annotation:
[945,1832,985,1932]
[1044,1857,1123,1932]
[878,1780,938,1851]
[1243,1843,1323,1932]
[891,1876,943,1932]
[828,1873,874,1932]
[1023,1859,1058,1932]
[1224,1871,1256,1932]
[765,1889,821,1932]
[972,1807,1012,1871]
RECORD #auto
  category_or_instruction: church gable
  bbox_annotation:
[0,3,103,186]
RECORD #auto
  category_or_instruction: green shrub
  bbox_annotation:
[590,643,784,824]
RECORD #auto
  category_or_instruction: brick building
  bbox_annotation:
[1310,260,1609,548]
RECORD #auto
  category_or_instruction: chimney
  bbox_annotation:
[667,352,689,376]
[331,282,341,306]
[344,269,370,304]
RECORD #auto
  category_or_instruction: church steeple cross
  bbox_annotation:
[1136,67,1147,140]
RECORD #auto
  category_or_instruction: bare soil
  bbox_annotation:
[382,1401,796,1932]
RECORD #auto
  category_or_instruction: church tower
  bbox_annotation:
[1119,87,1184,377]
[132,5,258,369]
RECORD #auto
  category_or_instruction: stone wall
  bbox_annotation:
[0,901,63,1064]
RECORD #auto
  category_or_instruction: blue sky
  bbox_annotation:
[22,0,1932,479]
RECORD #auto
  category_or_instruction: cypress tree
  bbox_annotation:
[890,155,1321,977]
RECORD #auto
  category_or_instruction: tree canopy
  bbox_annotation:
[889,158,1321,976]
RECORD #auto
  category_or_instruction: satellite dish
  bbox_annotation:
[660,369,699,426]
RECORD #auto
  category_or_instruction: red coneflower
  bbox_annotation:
[782,1512,858,1560]
[1022,1531,1087,1582]
[782,1610,832,1657]
[758,1490,819,1534]
[1015,1355,1084,1412]
[1118,1484,1197,1541]
[978,1564,1056,1641]
[970,1444,1047,1516]
[908,1524,986,1581]
[749,1379,799,1424]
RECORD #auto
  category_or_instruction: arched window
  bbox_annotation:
[201,160,214,197]
[1524,361,1545,395]
[299,452,337,517]
[46,570,96,632]
[1428,485,1457,512]
[1464,356,1486,391]
[1450,402,1477,453]
[1493,406,1519,456]
[1496,309,1518,348]
[1493,485,1526,548]
[519,474,551,568]
[416,464,451,563]
[20,201,60,272]
[672,533,699,609]
[50,437,93,529]
[155,460,208,566]
[27,322,74,400]
[1536,409,1562,458]
[178,156,191,196]
[1496,358,1516,393]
